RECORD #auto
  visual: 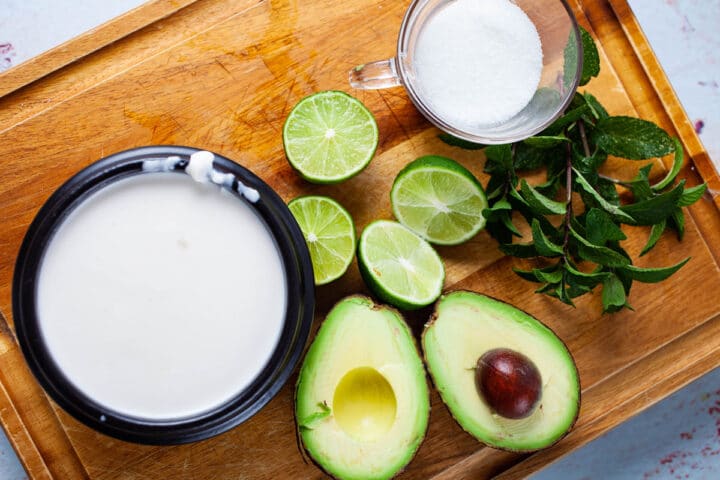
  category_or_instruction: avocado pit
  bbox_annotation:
[476,348,542,420]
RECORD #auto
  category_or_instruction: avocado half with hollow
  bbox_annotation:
[296,296,430,480]
[422,291,580,452]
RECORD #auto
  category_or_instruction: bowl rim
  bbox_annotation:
[12,145,315,445]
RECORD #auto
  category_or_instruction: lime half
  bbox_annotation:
[391,155,488,245]
[283,91,379,184]
[358,220,444,310]
[289,196,356,285]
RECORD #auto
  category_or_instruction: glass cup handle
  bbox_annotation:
[348,58,401,90]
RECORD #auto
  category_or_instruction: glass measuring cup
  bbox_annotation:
[349,0,583,144]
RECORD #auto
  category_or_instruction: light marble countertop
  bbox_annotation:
[0,0,718,478]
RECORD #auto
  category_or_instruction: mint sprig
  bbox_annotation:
[439,26,706,314]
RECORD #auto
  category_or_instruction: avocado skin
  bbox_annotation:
[295,295,431,480]
[422,290,581,453]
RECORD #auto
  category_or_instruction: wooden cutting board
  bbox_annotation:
[1,0,719,478]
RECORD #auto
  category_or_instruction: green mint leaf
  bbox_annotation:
[485,174,507,201]
[484,161,508,175]
[620,258,690,283]
[670,208,685,240]
[513,268,542,283]
[501,212,522,237]
[564,263,610,288]
[535,174,562,198]
[570,92,587,109]
[629,164,654,201]
[571,216,587,238]
[583,93,609,120]
[485,144,513,171]
[640,219,666,257]
[545,103,590,135]
[566,282,592,299]
[541,281,575,306]
[482,198,512,221]
[557,286,577,306]
[652,138,684,191]
[520,179,567,215]
[593,116,675,159]
[481,209,501,222]
[602,274,627,313]
[615,268,633,296]
[678,183,708,207]
[585,208,627,245]
[523,135,570,149]
[534,268,563,284]
[514,265,561,284]
[570,227,631,267]
[493,197,512,211]
[572,147,607,181]
[298,402,331,430]
[535,282,558,294]
[579,26,601,86]
[564,266,595,298]
[531,219,564,257]
[573,168,635,222]
[620,180,685,225]
[533,268,562,283]
[508,185,529,206]
[484,200,522,238]
[596,178,621,206]
[500,242,538,258]
[514,144,545,171]
[485,219,514,245]
[438,133,486,150]
[510,194,562,240]
[563,28,581,91]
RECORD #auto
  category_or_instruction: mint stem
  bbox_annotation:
[562,141,573,254]
[579,119,591,157]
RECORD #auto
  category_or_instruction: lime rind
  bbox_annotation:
[289,196,356,285]
[358,220,445,310]
[283,91,379,184]
[391,156,488,245]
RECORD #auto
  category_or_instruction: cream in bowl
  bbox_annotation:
[13,146,314,444]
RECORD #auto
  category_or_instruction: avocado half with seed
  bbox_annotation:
[295,295,430,480]
[422,291,580,452]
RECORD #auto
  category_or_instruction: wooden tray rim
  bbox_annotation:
[0,0,200,98]
[0,0,718,478]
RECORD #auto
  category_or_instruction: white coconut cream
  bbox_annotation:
[35,154,287,420]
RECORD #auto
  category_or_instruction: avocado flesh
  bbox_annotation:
[422,291,579,452]
[296,296,429,480]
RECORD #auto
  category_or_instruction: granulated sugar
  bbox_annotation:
[414,0,543,129]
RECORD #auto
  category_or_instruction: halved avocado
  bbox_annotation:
[422,291,580,452]
[296,296,430,480]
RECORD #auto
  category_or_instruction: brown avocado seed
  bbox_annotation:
[475,348,542,419]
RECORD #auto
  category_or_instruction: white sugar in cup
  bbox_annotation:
[350,0,583,144]
[413,0,543,129]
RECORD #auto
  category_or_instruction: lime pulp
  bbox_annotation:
[283,91,379,184]
[358,220,444,310]
[289,195,356,285]
[391,155,488,245]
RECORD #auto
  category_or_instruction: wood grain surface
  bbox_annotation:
[0,0,202,99]
[0,0,718,478]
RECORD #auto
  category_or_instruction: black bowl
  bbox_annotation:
[12,146,314,445]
